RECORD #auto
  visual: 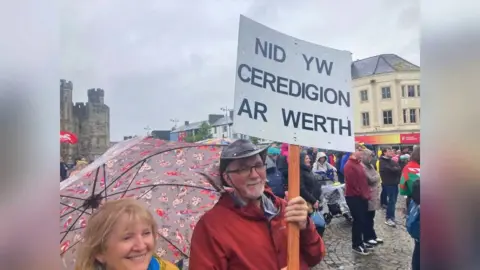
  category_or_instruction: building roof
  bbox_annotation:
[351,54,420,80]
[211,116,233,127]
[171,120,206,132]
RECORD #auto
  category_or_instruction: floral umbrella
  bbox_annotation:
[196,137,235,145]
[60,136,225,269]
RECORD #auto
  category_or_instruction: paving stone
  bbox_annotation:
[313,196,413,270]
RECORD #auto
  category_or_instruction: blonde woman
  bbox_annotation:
[360,149,384,246]
[75,199,179,270]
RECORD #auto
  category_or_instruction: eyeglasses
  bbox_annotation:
[226,163,266,177]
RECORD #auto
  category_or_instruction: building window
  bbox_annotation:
[401,85,405,97]
[409,109,417,123]
[361,112,370,126]
[360,90,368,102]
[222,126,227,132]
[381,87,391,99]
[403,109,408,123]
[417,85,421,97]
[213,127,217,133]
[383,110,393,125]
[418,108,421,119]
[408,85,416,97]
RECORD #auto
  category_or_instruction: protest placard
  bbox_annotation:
[233,15,354,152]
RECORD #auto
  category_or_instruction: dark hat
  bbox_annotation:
[220,139,270,160]
[219,139,270,187]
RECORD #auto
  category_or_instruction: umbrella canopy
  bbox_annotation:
[196,137,234,145]
[60,137,224,269]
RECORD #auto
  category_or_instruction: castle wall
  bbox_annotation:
[60,80,110,162]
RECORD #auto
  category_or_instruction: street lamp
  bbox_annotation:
[170,118,179,129]
[220,106,233,138]
[144,125,152,136]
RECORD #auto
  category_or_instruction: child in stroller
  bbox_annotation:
[320,180,353,224]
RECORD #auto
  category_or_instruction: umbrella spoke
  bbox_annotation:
[157,233,189,259]
[120,159,146,199]
[91,167,100,196]
[60,207,88,243]
[60,202,91,218]
[102,163,108,202]
[61,239,82,256]
[103,183,216,199]
[60,194,86,201]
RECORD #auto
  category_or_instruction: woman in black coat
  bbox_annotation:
[299,152,325,236]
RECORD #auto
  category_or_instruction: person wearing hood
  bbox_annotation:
[189,139,325,270]
[312,152,338,182]
[379,147,402,227]
[360,149,384,246]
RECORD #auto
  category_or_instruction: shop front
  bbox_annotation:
[355,132,420,151]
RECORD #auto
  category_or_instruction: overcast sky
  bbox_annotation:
[61,0,419,141]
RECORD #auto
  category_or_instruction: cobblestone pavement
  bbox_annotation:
[313,196,414,270]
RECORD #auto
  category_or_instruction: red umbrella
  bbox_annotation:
[60,131,78,144]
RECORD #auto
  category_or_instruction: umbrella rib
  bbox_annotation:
[60,194,86,201]
[60,202,92,218]
[61,238,82,256]
[104,183,216,199]
[91,166,100,196]
[157,233,189,259]
[60,206,89,243]
[120,159,146,199]
[102,163,108,202]
[102,144,226,192]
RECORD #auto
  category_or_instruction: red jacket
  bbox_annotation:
[344,157,370,200]
[189,190,325,270]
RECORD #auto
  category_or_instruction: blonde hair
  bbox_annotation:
[74,199,158,270]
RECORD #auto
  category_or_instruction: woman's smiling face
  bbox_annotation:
[95,214,155,270]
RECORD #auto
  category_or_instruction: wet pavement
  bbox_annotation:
[314,196,414,270]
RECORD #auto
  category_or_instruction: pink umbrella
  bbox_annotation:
[60,136,225,269]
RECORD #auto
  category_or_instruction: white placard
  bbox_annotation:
[233,15,354,152]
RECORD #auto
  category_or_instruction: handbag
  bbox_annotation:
[310,210,326,228]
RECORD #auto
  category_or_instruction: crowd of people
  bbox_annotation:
[67,139,420,270]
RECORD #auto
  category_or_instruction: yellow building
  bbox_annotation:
[351,54,420,146]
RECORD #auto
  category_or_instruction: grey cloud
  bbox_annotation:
[61,0,419,140]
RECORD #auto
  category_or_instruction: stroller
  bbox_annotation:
[320,182,353,224]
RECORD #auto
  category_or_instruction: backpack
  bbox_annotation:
[406,199,420,241]
[266,166,286,198]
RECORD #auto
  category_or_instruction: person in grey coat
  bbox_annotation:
[360,149,384,246]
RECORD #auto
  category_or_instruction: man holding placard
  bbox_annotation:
[189,139,325,269]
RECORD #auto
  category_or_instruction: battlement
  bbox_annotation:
[87,88,105,104]
[60,79,73,90]
[73,102,88,119]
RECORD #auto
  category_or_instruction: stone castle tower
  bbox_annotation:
[60,79,110,163]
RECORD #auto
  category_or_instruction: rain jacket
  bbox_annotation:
[344,156,370,200]
[189,190,325,270]
[399,161,420,196]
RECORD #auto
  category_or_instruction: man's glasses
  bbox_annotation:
[226,163,266,177]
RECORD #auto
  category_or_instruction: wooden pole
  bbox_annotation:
[287,144,300,270]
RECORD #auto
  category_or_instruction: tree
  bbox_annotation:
[197,122,212,140]
[184,122,212,142]
[250,136,260,144]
